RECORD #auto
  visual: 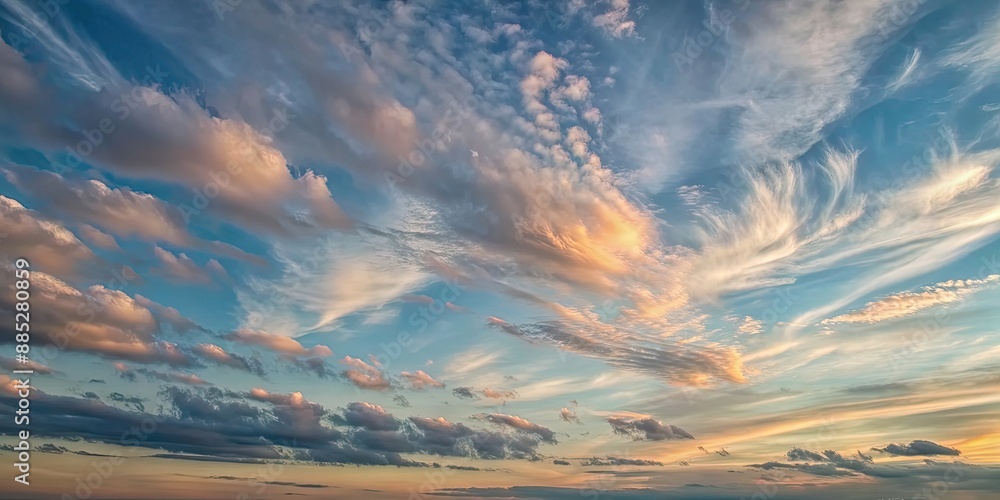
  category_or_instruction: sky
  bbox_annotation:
[1,0,1000,498]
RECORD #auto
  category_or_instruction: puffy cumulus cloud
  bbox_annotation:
[0,195,96,277]
[152,246,228,285]
[871,440,961,457]
[328,402,399,431]
[0,38,350,237]
[400,370,444,390]
[76,224,120,250]
[1,166,256,261]
[247,388,331,435]
[560,407,582,424]
[407,416,548,460]
[521,51,568,103]
[193,344,265,376]
[822,275,1000,325]
[340,356,390,390]
[0,271,198,366]
[225,329,332,358]
[474,413,558,444]
[607,416,695,441]
[553,75,592,103]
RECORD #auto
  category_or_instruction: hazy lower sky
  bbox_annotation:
[2,0,1000,498]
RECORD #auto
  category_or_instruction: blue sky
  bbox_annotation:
[2,0,1000,498]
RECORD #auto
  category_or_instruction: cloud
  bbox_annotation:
[786,448,826,462]
[289,357,336,379]
[193,344,265,376]
[474,413,558,444]
[708,0,898,165]
[400,370,444,390]
[0,195,96,277]
[76,224,120,250]
[451,387,480,400]
[225,329,332,358]
[591,0,638,38]
[872,440,961,457]
[489,317,745,386]
[0,356,56,374]
[340,356,390,390]
[116,363,210,386]
[737,316,763,335]
[132,294,205,334]
[0,35,351,237]
[0,270,201,367]
[152,246,228,285]
[2,165,257,262]
[237,233,431,335]
[822,275,1000,325]
[559,407,582,424]
[328,402,399,431]
[751,447,876,477]
[406,415,548,459]
[581,456,663,466]
[607,416,695,441]
[480,387,518,400]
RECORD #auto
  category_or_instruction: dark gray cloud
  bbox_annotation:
[328,402,400,431]
[744,446,991,481]
[201,475,329,489]
[786,448,825,462]
[120,366,211,386]
[0,443,117,458]
[607,417,694,441]
[452,387,480,400]
[0,382,559,467]
[108,392,146,412]
[872,440,961,457]
[290,357,336,379]
[406,416,548,460]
